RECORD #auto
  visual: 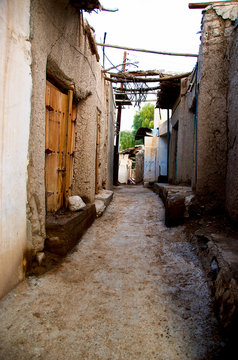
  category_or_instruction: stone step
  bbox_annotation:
[153,183,194,226]
[45,204,96,256]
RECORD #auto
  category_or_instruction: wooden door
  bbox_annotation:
[45,81,75,212]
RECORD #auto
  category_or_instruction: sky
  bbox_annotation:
[84,1,217,131]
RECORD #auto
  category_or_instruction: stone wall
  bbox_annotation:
[226,24,238,222]
[0,0,32,298]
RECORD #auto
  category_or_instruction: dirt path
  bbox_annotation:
[0,186,222,360]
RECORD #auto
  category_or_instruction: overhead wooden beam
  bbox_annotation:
[105,70,163,77]
[122,70,164,76]
[97,43,198,58]
[105,76,160,83]
[101,7,118,12]
[106,71,191,84]
[188,1,237,9]
[113,86,162,92]
[115,91,158,95]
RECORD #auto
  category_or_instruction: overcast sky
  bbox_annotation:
[84,1,216,130]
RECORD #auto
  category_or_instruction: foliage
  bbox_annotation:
[119,131,135,150]
[132,103,154,137]
[119,104,154,150]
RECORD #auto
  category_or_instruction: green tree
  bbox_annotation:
[132,103,154,135]
[119,131,135,150]
[132,103,154,144]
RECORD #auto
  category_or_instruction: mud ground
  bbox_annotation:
[0,185,223,359]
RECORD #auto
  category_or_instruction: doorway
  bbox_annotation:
[45,80,76,212]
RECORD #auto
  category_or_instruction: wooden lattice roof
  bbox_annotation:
[156,78,181,109]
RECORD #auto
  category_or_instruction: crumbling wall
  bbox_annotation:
[226,23,238,222]
[28,0,113,258]
[196,7,234,208]
[0,0,32,298]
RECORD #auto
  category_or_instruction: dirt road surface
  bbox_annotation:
[0,186,222,360]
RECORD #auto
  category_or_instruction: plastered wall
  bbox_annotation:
[175,78,194,185]
[28,0,114,255]
[0,0,32,298]
[196,8,233,207]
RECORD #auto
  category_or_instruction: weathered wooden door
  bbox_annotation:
[45,80,75,212]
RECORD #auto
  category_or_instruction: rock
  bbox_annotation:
[165,195,185,227]
[95,190,113,207]
[95,199,106,217]
[68,196,86,211]
[36,252,45,265]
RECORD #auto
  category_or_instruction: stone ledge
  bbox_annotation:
[45,204,96,255]
[153,183,194,227]
[188,227,238,348]
[95,190,113,217]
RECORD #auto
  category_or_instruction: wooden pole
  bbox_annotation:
[105,72,191,83]
[105,76,161,83]
[114,51,127,185]
[113,85,162,92]
[103,32,107,69]
[106,70,163,76]
[97,43,198,58]
[189,1,238,9]
[102,62,138,72]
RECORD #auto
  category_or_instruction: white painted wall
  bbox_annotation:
[0,0,32,298]
[119,154,131,184]
[159,136,168,176]
[144,137,159,182]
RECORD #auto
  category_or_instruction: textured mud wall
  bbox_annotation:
[168,105,179,183]
[176,78,194,185]
[0,0,32,298]
[226,25,238,222]
[196,9,234,207]
[135,150,144,183]
[29,0,113,256]
[106,84,115,189]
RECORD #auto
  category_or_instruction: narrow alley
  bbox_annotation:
[0,186,222,360]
